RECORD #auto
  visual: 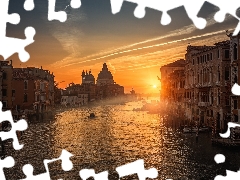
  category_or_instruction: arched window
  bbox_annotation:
[3,72,7,79]
[234,43,238,60]
[234,75,238,83]
[225,67,230,80]
[24,94,28,102]
[24,80,28,90]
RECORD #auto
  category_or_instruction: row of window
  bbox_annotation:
[192,50,230,65]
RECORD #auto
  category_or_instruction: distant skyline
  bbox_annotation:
[6,0,240,93]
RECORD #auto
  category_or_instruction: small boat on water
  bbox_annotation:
[183,126,210,133]
[199,126,209,132]
[183,126,198,133]
[88,113,96,119]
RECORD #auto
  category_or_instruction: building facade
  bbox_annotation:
[96,63,114,86]
[184,41,231,132]
[160,59,185,100]
[0,60,13,110]
[229,32,240,123]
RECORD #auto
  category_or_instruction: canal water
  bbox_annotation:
[4,100,240,180]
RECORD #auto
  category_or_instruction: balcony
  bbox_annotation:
[198,102,210,107]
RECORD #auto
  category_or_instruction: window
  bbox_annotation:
[210,53,213,60]
[234,99,238,109]
[2,89,7,96]
[234,43,238,60]
[3,72,7,79]
[225,67,230,80]
[2,101,7,108]
[24,80,28,90]
[234,115,238,122]
[24,94,28,102]
[225,50,230,59]
[217,50,220,59]
[226,99,230,106]
[12,90,15,97]
[234,75,238,83]
[218,95,220,105]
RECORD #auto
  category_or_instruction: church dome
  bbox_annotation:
[85,73,94,81]
[97,63,114,85]
[97,63,113,80]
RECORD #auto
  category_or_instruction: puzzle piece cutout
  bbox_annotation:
[110,0,240,35]
[0,102,28,150]
[0,156,14,180]
[215,170,240,180]
[0,0,36,62]
[116,159,158,180]
[24,0,35,11]
[214,154,240,180]
[21,149,73,180]
[206,0,240,36]
[232,83,240,96]
[79,169,108,180]
[219,122,240,138]
[48,0,81,22]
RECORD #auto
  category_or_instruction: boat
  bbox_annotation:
[199,126,209,132]
[88,113,96,119]
[183,126,198,133]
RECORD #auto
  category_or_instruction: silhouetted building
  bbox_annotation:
[81,70,95,84]
[0,60,13,110]
[96,63,114,86]
[229,32,240,123]
[185,41,231,132]
[12,67,54,117]
[160,59,186,100]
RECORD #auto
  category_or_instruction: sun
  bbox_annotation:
[153,85,157,88]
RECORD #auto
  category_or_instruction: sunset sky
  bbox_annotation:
[7,0,240,93]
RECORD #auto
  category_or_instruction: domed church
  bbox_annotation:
[81,70,95,84]
[96,63,115,86]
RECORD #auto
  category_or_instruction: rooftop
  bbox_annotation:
[161,59,186,68]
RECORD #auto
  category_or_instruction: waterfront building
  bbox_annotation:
[96,63,114,86]
[160,59,185,100]
[168,69,185,103]
[65,83,96,102]
[12,67,54,118]
[78,94,88,105]
[81,70,95,84]
[64,63,124,103]
[184,41,231,132]
[61,94,79,107]
[228,32,240,124]
[0,71,2,102]
[0,60,13,110]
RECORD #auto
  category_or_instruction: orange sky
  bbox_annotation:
[8,1,238,94]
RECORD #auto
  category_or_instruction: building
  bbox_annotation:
[96,63,114,86]
[65,83,96,102]
[61,95,79,107]
[78,94,88,105]
[81,70,95,84]
[12,67,54,118]
[0,71,2,102]
[184,41,231,132]
[168,69,185,103]
[160,59,186,100]
[0,60,13,110]
[228,32,240,123]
